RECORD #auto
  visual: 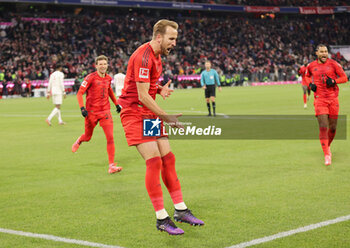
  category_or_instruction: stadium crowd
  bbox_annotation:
[1,5,350,96]
[151,0,348,7]
[240,0,348,6]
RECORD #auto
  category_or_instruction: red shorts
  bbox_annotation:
[120,106,167,146]
[301,80,309,87]
[314,97,339,119]
[86,111,113,128]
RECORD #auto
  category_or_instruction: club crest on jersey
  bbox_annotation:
[139,68,150,79]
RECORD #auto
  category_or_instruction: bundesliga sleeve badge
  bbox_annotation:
[139,68,150,79]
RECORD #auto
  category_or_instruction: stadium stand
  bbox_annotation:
[0,2,349,96]
[148,0,348,6]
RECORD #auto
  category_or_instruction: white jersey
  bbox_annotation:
[114,73,125,97]
[48,71,64,95]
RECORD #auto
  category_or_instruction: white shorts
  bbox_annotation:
[52,94,63,105]
[116,87,123,97]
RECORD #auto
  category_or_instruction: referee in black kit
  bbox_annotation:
[200,61,222,116]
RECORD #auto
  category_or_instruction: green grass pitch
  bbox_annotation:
[0,83,350,248]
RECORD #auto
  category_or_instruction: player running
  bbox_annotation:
[118,19,204,235]
[71,55,122,174]
[200,61,221,116]
[46,64,66,125]
[306,44,348,166]
[298,63,310,109]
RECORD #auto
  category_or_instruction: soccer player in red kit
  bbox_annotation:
[72,55,122,174]
[118,19,204,235]
[306,44,348,166]
[298,63,310,108]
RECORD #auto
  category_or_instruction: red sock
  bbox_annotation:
[303,94,307,104]
[79,133,92,143]
[319,127,329,156]
[161,152,183,204]
[145,157,164,211]
[328,129,336,146]
[102,125,115,164]
[107,142,115,164]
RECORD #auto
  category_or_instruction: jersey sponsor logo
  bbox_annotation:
[81,80,88,87]
[139,68,150,79]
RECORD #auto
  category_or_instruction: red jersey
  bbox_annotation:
[298,66,307,85]
[118,42,162,110]
[78,71,116,113]
[306,58,347,99]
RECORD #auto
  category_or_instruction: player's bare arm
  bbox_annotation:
[137,82,183,128]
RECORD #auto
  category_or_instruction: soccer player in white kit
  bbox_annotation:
[46,64,66,126]
[113,69,125,97]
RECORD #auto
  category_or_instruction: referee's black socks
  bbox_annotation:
[212,102,216,116]
[207,103,211,116]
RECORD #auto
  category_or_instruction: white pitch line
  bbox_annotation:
[0,228,124,248]
[166,109,230,118]
[227,214,350,248]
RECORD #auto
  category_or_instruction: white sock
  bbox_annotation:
[174,202,187,210]
[48,108,58,121]
[156,209,169,220]
[57,109,63,123]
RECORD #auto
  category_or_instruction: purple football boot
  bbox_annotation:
[156,217,184,235]
[174,209,204,226]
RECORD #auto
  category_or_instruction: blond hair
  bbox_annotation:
[152,19,178,39]
[95,55,108,64]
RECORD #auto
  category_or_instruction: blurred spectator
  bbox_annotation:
[0,69,5,96]
[73,75,81,93]
[24,77,32,97]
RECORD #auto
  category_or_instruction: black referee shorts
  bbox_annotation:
[204,85,216,98]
